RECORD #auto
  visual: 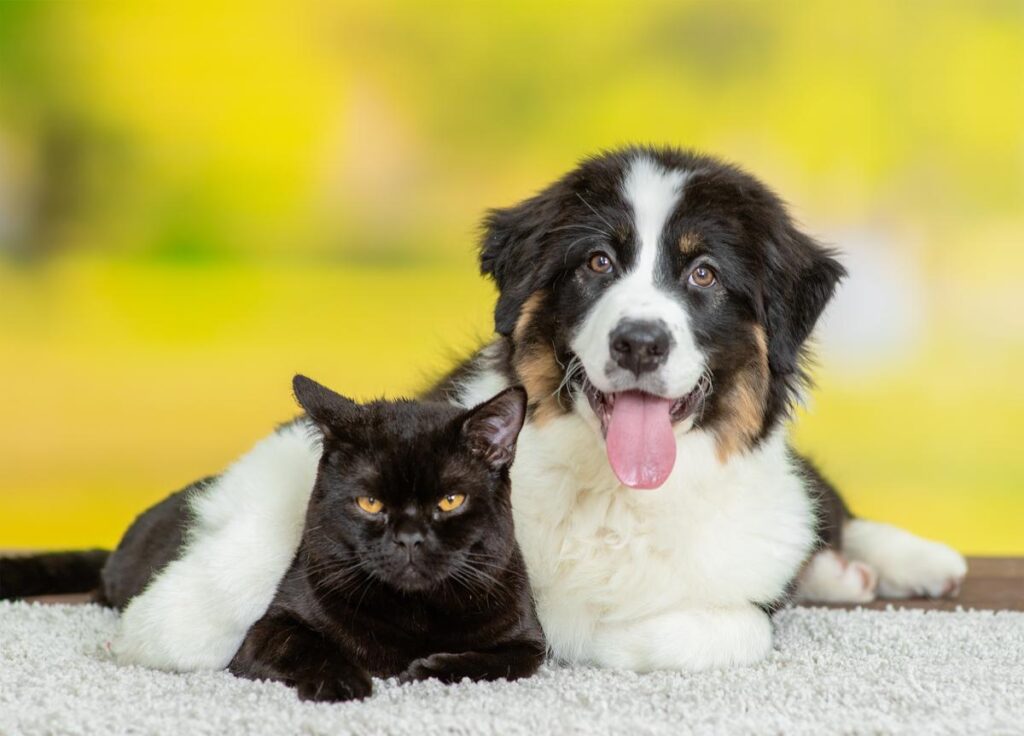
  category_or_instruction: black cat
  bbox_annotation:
[0,376,545,702]
[225,376,545,701]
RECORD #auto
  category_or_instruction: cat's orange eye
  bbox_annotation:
[437,494,466,512]
[356,496,384,514]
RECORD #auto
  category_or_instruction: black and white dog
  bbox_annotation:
[112,146,966,672]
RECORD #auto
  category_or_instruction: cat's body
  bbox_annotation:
[224,378,543,700]
[232,527,541,700]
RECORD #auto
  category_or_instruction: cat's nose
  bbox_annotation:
[394,530,424,550]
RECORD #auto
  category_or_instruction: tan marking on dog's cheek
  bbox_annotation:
[714,326,770,462]
[679,232,701,255]
[513,291,546,344]
[510,289,567,424]
[513,344,564,426]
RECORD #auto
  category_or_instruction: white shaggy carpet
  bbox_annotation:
[2,602,1022,735]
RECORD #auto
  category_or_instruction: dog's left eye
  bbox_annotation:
[587,252,615,274]
[688,265,717,288]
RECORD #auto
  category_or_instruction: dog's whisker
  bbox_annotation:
[575,192,616,233]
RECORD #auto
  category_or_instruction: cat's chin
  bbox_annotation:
[386,566,440,593]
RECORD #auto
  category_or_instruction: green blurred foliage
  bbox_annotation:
[0,1,1021,551]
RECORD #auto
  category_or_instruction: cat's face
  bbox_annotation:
[293,376,526,594]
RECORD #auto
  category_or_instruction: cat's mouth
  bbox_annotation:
[582,374,710,491]
[386,559,438,592]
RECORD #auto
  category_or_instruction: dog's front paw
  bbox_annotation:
[295,669,373,702]
[399,653,466,684]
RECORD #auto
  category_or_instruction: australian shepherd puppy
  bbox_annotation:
[83,147,967,673]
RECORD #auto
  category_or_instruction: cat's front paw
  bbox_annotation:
[399,653,467,684]
[295,669,373,702]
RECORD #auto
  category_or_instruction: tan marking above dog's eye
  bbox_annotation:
[588,252,614,274]
[356,496,383,514]
[679,232,701,254]
[688,265,717,288]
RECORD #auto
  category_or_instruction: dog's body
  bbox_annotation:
[48,147,968,673]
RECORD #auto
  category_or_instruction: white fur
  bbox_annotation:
[623,156,688,282]
[796,549,878,604]
[500,387,817,670]
[571,157,703,399]
[112,420,321,671]
[795,521,968,604]
[842,519,968,599]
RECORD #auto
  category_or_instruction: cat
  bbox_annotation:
[0,375,545,702]
[225,376,545,701]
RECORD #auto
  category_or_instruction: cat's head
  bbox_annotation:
[293,375,527,594]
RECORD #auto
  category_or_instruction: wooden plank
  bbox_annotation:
[6,554,1024,611]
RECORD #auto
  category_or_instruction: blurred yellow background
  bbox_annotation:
[1,1,1021,553]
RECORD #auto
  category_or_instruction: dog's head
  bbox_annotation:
[480,146,844,489]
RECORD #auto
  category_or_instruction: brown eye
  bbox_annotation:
[356,496,383,514]
[688,265,717,288]
[588,252,614,274]
[437,494,466,512]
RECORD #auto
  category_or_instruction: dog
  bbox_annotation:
[109,146,967,672]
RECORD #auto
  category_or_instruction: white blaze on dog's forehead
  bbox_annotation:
[621,156,689,281]
[569,155,705,399]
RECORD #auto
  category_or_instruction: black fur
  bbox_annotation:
[0,549,109,599]
[99,481,207,608]
[227,376,544,702]
[0,476,209,606]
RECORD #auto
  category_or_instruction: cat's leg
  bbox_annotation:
[585,604,772,672]
[229,614,372,702]
[842,519,967,599]
[111,421,320,671]
[399,638,546,684]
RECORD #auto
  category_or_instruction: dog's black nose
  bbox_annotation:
[610,320,671,375]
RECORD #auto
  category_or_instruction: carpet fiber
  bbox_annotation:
[2,602,1022,735]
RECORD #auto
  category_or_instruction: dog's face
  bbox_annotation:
[481,147,844,489]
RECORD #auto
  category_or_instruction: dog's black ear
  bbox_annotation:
[762,225,846,376]
[292,374,358,437]
[480,192,561,336]
[461,386,527,470]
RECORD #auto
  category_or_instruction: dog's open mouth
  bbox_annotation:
[583,378,708,491]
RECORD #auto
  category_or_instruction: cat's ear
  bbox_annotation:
[461,386,527,470]
[292,374,358,437]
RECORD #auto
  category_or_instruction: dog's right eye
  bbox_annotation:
[587,252,614,274]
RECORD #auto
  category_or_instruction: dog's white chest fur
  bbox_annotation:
[509,410,815,664]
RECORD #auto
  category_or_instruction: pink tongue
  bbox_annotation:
[606,391,677,490]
